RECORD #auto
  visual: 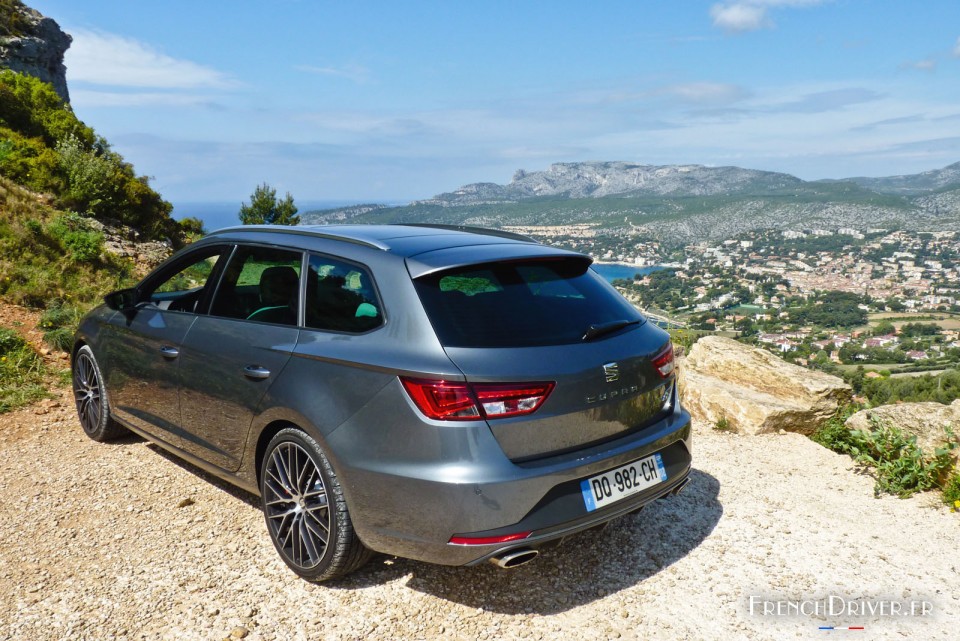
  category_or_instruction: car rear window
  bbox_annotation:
[413,259,643,347]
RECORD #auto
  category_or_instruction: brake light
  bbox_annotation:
[400,378,554,421]
[652,344,675,378]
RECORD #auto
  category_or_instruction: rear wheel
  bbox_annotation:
[260,428,371,581]
[72,345,126,442]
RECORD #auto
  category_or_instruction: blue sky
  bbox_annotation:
[27,0,960,208]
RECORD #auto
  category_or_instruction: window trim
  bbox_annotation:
[205,242,305,327]
[136,243,234,317]
[302,251,387,335]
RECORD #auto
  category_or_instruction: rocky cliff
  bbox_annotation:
[417,162,804,206]
[0,1,70,102]
[302,159,960,242]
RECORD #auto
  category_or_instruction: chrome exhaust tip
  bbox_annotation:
[489,548,539,569]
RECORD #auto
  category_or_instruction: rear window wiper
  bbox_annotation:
[582,319,641,342]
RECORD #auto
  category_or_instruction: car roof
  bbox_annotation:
[204,224,592,277]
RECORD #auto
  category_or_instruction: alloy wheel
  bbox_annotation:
[73,352,102,434]
[262,441,331,570]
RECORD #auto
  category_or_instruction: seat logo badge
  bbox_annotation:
[603,362,620,383]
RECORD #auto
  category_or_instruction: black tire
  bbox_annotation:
[260,428,372,581]
[72,345,126,442]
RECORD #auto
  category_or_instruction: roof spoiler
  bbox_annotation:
[395,223,538,244]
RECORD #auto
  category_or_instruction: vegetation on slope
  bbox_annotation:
[0,0,32,38]
[0,70,179,239]
[0,175,136,307]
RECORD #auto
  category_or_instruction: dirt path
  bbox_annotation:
[0,305,958,640]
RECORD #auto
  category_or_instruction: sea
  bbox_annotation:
[171,200,366,233]
[592,263,666,283]
[172,203,666,283]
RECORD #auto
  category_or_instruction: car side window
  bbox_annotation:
[140,246,228,314]
[304,254,383,333]
[208,245,302,326]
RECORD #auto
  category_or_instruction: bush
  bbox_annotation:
[812,408,957,498]
[55,134,120,217]
[943,472,960,507]
[714,414,733,432]
[0,71,177,242]
[0,326,46,412]
[38,301,81,352]
[46,213,103,262]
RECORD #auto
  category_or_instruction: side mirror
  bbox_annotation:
[104,288,138,314]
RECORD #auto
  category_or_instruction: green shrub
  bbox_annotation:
[42,327,73,352]
[0,326,46,412]
[38,301,81,352]
[714,414,733,432]
[943,472,960,507]
[55,135,120,217]
[0,125,65,193]
[46,213,103,262]
[813,407,957,498]
[0,71,177,242]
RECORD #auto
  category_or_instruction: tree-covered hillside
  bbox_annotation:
[0,70,178,239]
[0,70,188,316]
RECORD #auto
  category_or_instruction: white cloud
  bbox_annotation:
[295,64,370,84]
[660,82,748,104]
[899,59,937,72]
[710,1,827,34]
[710,3,771,33]
[70,89,224,109]
[67,29,237,89]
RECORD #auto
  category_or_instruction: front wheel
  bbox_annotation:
[72,345,126,442]
[260,428,371,581]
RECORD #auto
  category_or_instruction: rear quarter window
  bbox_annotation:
[414,259,642,347]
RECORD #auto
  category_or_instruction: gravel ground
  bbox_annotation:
[1,383,958,641]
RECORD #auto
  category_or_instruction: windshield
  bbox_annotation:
[413,259,644,347]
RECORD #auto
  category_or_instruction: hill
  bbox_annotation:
[302,161,960,244]
[838,161,960,196]
[301,162,960,244]
[0,1,187,315]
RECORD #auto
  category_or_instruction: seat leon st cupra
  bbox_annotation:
[72,224,692,581]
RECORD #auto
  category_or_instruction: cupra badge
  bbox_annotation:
[603,362,620,383]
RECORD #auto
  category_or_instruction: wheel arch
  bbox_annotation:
[254,419,296,487]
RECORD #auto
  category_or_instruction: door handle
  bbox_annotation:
[159,346,180,359]
[243,365,271,380]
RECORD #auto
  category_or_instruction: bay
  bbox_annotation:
[592,263,666,283]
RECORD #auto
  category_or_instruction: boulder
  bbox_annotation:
[677,335,851,435]
[845,400,960,455]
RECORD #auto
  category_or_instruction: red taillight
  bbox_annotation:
[449,531,531,546]
[400,378,554,421]
[473,382,555,418]
[652,343,675,378]
[400,379,480,420]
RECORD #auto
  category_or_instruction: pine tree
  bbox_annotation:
[238,183,300,225]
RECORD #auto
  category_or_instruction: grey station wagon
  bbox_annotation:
[72,224,692,581]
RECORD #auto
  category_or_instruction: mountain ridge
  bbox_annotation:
[301,160,960,244]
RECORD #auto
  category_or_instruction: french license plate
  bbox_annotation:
[580,453,668,512]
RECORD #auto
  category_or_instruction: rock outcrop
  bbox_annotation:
[845,401,960,455]
[677,336,851,435]
[417,162,804,206]
[0,2,71,102]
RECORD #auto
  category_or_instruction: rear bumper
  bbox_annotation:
[324,379,693,566]
[462,455,692,566]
